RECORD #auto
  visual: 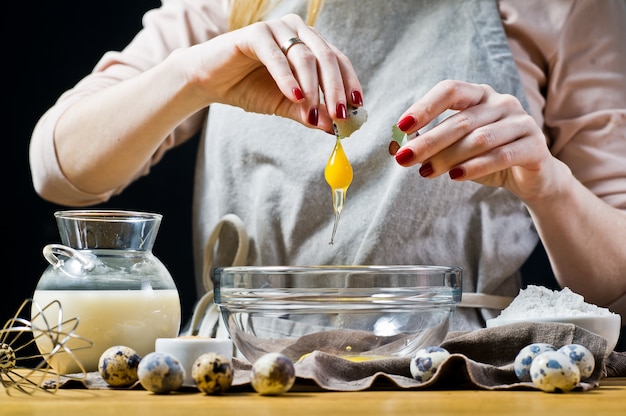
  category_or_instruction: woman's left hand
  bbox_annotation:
[393,80,560,203]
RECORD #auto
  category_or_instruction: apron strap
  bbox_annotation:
[184,214,249,337]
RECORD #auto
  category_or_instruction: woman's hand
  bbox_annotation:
[181,13,363,133]
[392,80,560,203]
[391,79,626,313]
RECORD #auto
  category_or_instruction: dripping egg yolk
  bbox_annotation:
[325,139,353,190]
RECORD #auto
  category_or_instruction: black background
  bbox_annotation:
[6,1,199,328]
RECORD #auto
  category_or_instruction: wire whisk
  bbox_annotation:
[0,298,92,395]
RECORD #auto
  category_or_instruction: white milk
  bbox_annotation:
[32,289,181,374]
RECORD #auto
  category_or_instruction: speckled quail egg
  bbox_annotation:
[137,352,185,394]
[333,106,368,138]
[409,346,451,383]
[514,343,556,382]
[191,352,233,394]
[250,352,296,395]
[530,351,580,393]
[1,343,16,372]
[558,344,595,380]
[98,345,142,387]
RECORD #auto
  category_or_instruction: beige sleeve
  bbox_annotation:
[29,0,230,206]
[500,0,626,210]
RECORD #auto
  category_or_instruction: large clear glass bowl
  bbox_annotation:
[213,265,462,363]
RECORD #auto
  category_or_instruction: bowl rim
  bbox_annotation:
[485,313,620,326]
[213,264,463,274]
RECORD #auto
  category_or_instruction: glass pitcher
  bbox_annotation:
[31,210,181,374]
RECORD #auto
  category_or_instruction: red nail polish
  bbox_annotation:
[293,87,304,101]
[397,115,416,132]
[419,162,434,177]
[308,107,319,126]
[449,167,464,179]
[336,103,347,119]
[351,90,363,106]
[395,148,414,165]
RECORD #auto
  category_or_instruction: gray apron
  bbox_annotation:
[192,0,538,332]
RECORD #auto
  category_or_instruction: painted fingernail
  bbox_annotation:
[293,87,304,101]
[397,115,416,132]
[388,141,400,156]
[395,148,414,165]
[419,162,434,177]
[308,107,319,126]
[336,103,347,119]
[449,167,465,180]
[351,90,363,106]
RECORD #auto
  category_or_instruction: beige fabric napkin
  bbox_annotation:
[53,322,626,392]
[231,322,619,392]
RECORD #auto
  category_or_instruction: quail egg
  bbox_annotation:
[192,352,234,394]
[0,343,16,372]
[250,352,296,395]
[137,352,185,394]
[98,345,142,387]
[513,343,556,382]
[558,344,595,380]
[530,351,580,393]
[409,346,450,383]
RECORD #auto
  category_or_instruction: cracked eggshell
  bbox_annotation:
[558,344,595,380]
[333,106,367,138]
[530,351,580,393]
[250,352,295,395]
[98,345,142,387]
[409,346,450,383]
[137,352,185,394]
[192,352,234,394]
[514,343,557,382]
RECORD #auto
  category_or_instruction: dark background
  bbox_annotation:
[6,1,199,328]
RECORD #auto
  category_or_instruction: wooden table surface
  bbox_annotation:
[2,377,624,416]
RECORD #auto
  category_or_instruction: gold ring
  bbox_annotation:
[280,37,305,55]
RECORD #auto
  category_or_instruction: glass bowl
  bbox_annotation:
[213,265,462,363]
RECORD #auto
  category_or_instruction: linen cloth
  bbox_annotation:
[52,322,626,392]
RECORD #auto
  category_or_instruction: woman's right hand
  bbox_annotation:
[47,13,362,199]
[179,13,363,133]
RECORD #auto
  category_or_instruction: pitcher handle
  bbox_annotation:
[42,244,96,277]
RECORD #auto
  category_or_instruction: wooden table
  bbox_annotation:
[2,378,624,416]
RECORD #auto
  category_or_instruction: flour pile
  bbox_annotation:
[495,285,615,320]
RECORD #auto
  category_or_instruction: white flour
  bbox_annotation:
[495,285,614,319]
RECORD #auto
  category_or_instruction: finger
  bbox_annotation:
[326,40,364,108]
[238,19,324,126]
[420,115,534,177]
[236,21,309,104]
[263,16,345,123]
[395,80,490,134]
[394,104,501,168]
[273,27,324,125]
[304,25,363,109]
[427,98,528,161]
[283,23,349,120]
[284,15,364,119]
[395,93,527,167]
[447,134,542,182]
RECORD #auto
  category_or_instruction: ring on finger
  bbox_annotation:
[280,37,305,55]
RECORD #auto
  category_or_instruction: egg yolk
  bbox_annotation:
[325,138,353,190]
[325,138,353,245]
